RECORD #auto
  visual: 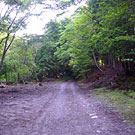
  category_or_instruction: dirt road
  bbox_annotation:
[0,82,135,135]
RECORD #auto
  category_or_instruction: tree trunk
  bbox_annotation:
[0,52,6,73]
[0,34,15,73]
[4,64,8,82]
[92,52,103,72]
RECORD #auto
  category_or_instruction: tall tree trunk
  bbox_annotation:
[0,52,6,73]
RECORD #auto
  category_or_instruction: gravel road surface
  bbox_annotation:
[0,82,135,135]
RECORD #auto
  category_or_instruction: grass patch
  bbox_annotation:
[91,88,135,125]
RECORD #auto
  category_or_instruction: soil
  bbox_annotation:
[85,66,118,90]
[0,81,135,135]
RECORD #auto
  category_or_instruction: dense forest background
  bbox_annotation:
[0,0,135,90]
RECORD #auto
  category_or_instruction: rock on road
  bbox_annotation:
[0,82,135,135]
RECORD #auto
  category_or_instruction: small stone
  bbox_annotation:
[91,116,98,119]
[89,113,96,116]
[97,130,101,133]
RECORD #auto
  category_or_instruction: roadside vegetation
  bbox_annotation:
[90,87,135,125]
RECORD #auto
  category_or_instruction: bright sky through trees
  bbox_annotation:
[16,2,85,36]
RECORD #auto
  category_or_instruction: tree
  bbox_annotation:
[0,0,80,74]
[36,20,61,79]
[0,0,32,73]
[1,0,135,81]
[0,34,42,82]
[55,0,135,78]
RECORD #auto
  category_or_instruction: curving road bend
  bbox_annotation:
[0,82,135,135]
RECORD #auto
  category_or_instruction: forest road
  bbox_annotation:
[0,82,135,135]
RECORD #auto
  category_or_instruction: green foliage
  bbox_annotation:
[91,87,135,125]
[36,0,135,79]
[1,0,135,81]
[57,0,135,77]
[36,20,64,79]
[0,35,41,82]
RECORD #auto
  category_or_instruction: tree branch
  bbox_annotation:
[0,36,8,45]
[92,52,103,72]
[4,33,10,49]
[8,12,18,30]
[5,34,15,52]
